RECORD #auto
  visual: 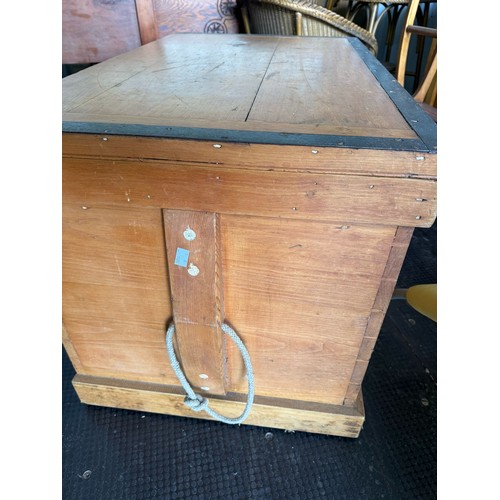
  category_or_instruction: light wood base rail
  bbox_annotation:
[73,374,365,438]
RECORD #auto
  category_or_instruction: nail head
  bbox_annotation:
[183,227,196,241]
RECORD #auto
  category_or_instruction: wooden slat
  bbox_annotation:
[62,134,437,179]
[343,226,414,405]
[73,374,365,437]
[62,157,437,227]
[135,0,158,45]
[163,210,226,395]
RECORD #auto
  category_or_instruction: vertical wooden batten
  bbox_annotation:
[163,210,226,395]
[134,0,158,45]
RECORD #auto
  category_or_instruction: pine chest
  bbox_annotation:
[62,34,437,437]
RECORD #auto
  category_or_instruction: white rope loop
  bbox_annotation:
[166,322,254,425]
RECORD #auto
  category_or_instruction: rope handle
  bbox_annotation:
[166,322,254,425]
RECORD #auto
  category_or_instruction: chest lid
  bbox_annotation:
[62,34,436,153]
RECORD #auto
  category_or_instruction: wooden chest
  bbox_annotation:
[62,34,437,437]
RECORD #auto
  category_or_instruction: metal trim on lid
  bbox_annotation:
[348,38,437,152]
[62,121,432,152]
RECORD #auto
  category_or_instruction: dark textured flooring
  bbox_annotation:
[62,222,437,499]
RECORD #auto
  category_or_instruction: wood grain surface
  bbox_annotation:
[245,37,412,137]
[221,215,395,404]
[343,226,414,405]
[63,0,239,63]
[63,134,438,179]
[62,175,397,404]
[163,210,226,394]
[62,156,436,227]
[62,204,177,384]
[62,34,437,431]
[73,374,365,437]
[62,35,416,139]
[135,0,158,44]
[62,0,142,64]
[153,0,239,36]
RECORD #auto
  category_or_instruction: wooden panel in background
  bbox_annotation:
[153,0,240,37]
[62,0,142,64]
[163,210,226,395]
[62,0,240,65]
[135,0,158,44]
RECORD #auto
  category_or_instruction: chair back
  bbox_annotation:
[244,0,378,54]
[395,0,436,109]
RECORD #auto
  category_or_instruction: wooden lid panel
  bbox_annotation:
[63,35,278,124]
[246,37,417,139]
[63,34,431,148]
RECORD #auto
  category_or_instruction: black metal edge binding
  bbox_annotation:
[348,38,437,153]
[62,121,430,152]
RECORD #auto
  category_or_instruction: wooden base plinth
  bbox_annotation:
[73,374,365,438]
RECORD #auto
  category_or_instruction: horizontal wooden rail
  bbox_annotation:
[407,25,437,38]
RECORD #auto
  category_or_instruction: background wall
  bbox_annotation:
[62,0,240,64]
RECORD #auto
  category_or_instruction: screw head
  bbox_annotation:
[183,227,196,241]
[188,263,200,277]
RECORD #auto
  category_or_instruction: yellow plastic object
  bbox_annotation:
[405,284,437,322]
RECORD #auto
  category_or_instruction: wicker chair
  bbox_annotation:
[242,0,378,55]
